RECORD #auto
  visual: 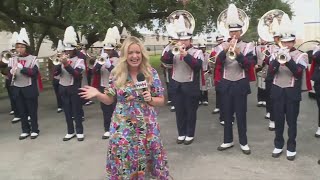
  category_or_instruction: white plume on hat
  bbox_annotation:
[103,28,117,49]
[175,15,187,34]
[9,32,19,49]
[270,17,281,37]
[57,40,64,53]
[166,23,179,39]
[80,35,88,45]
[198,35,207,47]
[63,26,77,50]
[226,4,243,28]
[112,26,121,44]
[120,27,129,39]
[16,28,30,46]
[279,13,295,41]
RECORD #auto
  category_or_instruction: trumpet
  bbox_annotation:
[50,53,62,65]
[172,44,185,55]
[227,36,237,60]
[275,42,289,64]
[96,56,108,65]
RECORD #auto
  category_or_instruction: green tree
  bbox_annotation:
[0,0,292,55]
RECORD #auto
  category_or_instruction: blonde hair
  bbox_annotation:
[111,36,153,88]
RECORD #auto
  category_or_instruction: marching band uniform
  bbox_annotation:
[199,41,211,105]
[254,40,268,107]
[216,4,256,154]
[8,28,42,140]
[269,14,311,160]
[92,28,119,139]
[310,45,320,138]
[54,26,86,141]
[211,35,225,124]
[2,32,21,123]
[161,38,177,112]
[161,14,203,145]
[52,40,64,113]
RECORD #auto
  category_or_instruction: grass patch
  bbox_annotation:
[149,55,162,72]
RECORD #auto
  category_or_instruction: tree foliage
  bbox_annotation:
[0,0,292,55]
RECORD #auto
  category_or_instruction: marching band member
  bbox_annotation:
[92,27,118,139]
[54,26,86,141]
[1,32,21,123]
[268,14,311,160]
[211,34,225,115]
[199,37,210,105]
[161,11,203,145]
[264,17,282,130]
[8,28,42,140]
[216,4,255,154]
[161,36,177,112]
[310,44,320,138]
[255,38,268,107]
[52,40,64,113]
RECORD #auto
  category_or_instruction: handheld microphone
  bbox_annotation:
[136,73,148,92]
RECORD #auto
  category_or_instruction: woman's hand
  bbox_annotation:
[142,91,152,102]
[79,85,100,99]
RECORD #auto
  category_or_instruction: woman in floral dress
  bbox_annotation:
[80,36,170,179]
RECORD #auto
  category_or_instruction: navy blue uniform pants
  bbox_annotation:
[60,85,83,134]
[221,92,248,145]
[14,88,39,133]
[273,93,300,152]
[173,91,199,137]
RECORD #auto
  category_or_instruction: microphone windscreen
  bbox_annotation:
[137,73,145,82]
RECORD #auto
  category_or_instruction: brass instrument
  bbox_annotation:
[257,9,286,42]
[50,53,62,65]
[96,55,108,65]
[1,51,16,64]
[227,36,237,60]
[276,41,289,64]
[172,44,185,55]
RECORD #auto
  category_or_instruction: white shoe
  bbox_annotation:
[287,150,296,157]
[240,144,250,151]
[170,106,175,111]
[19,133,30,140]
[202,101,208,106]
[167,100,172,104]
[12,117,21,123]
[57,108,63,113]
[199,101,202,105]
[315,127,320,137]
[102,132,110,139]
[258,101,263,105]
[30,132,39,139]
[220,121,224,125]
[185,136,194,141]
[217,142,234,151]
[265,112,270,119]
[269,121,275,130]
[28,116,31,121]
[213,108,220,113]
[85,102,91,106]
[263,101,267,106]
[273,148,283,154]
[63,133,76,141]
[76,134,85,141]
[9,111,14,115]
[177,136,186,141]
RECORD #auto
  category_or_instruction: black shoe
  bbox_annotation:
[287,155,295,161]
[272,151,282,158]
[315,134,320,138]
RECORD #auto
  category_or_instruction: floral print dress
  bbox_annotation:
[106,68,169,180]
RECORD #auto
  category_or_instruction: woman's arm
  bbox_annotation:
[79,86,115,105]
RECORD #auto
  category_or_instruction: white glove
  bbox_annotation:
[17,63,23,69]
[313,45,320,55]
[105,57,112,68]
